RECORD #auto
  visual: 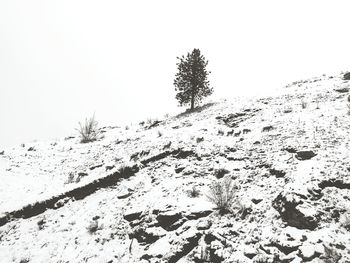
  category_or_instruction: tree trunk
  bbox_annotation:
[190,93,195,110]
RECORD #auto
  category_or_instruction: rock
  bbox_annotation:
[295,151,316,160]
[334,83,349,93]
[213,168,229,179]
[270,168,286,178]
[196,219,212,230]
[173,149,195,159]
[175,165,185,174]
[343,72,350,80]
[244,246,258,259]
[89,163,104,170]
[267,239,301,255]
[141,236,171,260]
[54,197,70,209]
[116,186,132,199]
[124,208,143,222]
[166,230,202,263]
[185,203,213,220]
[283,146,297,153]
[272,192,320,230]
[156,211,183,230]
[299,243,317,261]
[144,226,167,240]
[131,226,167,244]
[251,198,263,204]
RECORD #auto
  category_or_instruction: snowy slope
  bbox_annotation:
[1,73,350,262]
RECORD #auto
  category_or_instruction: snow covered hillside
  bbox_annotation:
[1,73,350,262]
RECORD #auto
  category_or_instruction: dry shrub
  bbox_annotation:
[77,115,99,143]
[207,176,236,214]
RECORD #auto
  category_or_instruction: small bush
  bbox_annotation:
[187,186,200,198]
[322,245,341,263]
[77,115,99,143]
[340,213,350,231]
[65,172,75,184]
[207,177,236,214]
[87,220,99,234]
[301,100,307,109]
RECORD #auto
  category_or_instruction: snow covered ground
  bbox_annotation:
[1,73,350,262]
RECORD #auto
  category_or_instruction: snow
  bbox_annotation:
[1,72,350,262]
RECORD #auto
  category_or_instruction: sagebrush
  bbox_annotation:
[77,115,99,143]
[207,176,236,214]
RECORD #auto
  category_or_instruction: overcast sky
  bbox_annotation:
[1,0,350,148]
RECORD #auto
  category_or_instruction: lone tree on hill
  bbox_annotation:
[174,48,213,110]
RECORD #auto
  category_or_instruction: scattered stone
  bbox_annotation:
[167,230,202,263]
[295,151,317,160]
[213,168,229,179]
[144,226,167,242]
[272,192,320,230]
[196,219,212,230]
[267,240,301,255]
[251,198,263,204]
[124,208,143,222]
[175,165,186,174]
[89,163,104,170]
[269,168,286,178]
[54,197,71,209]
[141,236,171,260]
[186,205,213,220]
[299,243,318,261]
[116,186,132,199]
[334,87,349,93]
[343,72,350,80]
[283,146,297,153]
[244,246,258,259]
[156,211,183,230]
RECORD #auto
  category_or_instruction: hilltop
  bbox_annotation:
[1,73,350,262]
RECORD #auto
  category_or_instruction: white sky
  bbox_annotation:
[1,0,350,148]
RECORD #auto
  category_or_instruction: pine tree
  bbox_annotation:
[174,49,213,110]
